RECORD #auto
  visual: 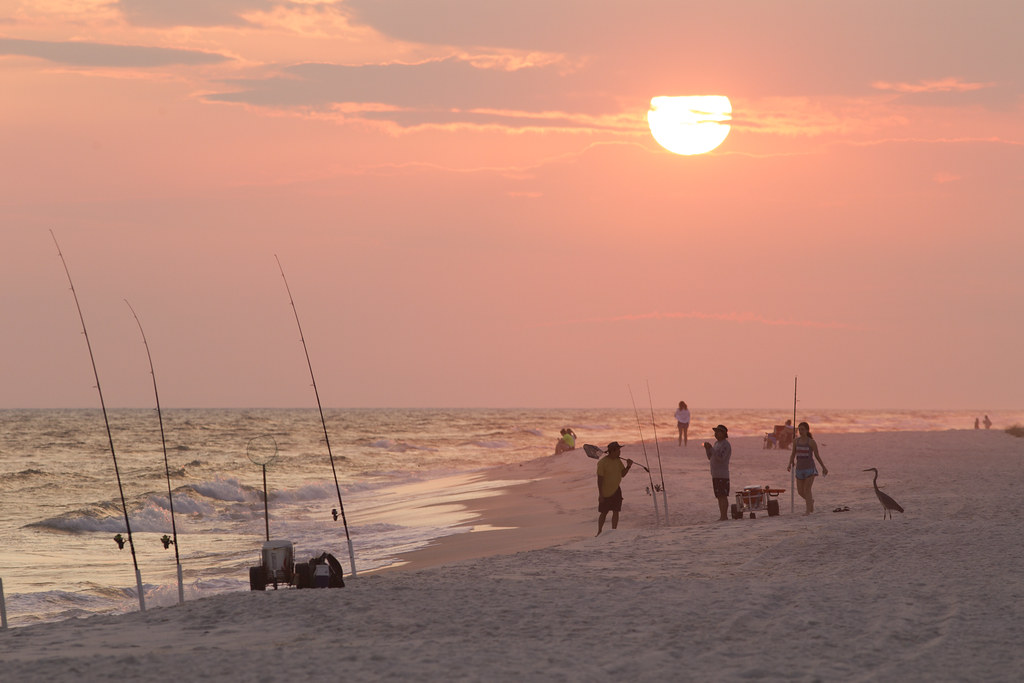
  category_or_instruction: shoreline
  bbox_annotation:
[2,429,1023,681]
[355,428,1018,573]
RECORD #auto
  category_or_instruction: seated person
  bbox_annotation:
[775,420,795,450]
[555,428,577,454]
[764,420,795,449]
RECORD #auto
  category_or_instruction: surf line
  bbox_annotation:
[646,381,669,523]
[51,231,146,613]
[125,299,185,605]
[275,255,357,578]
[628,384,661,526]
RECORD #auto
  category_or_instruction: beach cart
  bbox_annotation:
[730,485,785,519]
[249,540,295,590]
[249,541,346,590]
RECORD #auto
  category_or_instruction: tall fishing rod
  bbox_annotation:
[275,255,357,578]
[791,375,798,514]
[125,299,184,605]
[628,385,661,526]
[50,230,145,613]
[646,381,669,523]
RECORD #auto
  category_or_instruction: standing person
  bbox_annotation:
[786,421,828,515]
[983,415,992,429]
[596,442,634,535]
[675,401,691,447]
[703,425,731,521]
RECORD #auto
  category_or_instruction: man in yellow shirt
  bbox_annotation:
[596,441,634,535]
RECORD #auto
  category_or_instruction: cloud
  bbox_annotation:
[196,1,1022,132]
[204,57,628,127]
[540,311,856,330]
[115,0,280,27]
[0,37,230,68]
[342,0,1024,100]
[873,78,995,94]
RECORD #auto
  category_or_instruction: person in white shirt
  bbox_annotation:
[674,400,690,447]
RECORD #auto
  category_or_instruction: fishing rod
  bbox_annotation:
[628,385,661,526]
[125,299,184,605]
[646,381,669,523]
[791,376,798,514]
[275,255,357,578]
[583,444,650,472]
[50,230,145,613]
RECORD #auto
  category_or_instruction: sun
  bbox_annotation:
[647,95,732,155]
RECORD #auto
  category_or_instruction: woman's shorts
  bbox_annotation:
[599,488,623,513]
[712,477,730,498]
[795,467,818,480]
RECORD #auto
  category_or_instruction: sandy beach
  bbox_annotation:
[3,429,1023,681]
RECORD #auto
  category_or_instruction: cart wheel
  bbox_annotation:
[249,565,267,591]
[295,562,313,589]
[767,500,780,517]
[730,504,741,520]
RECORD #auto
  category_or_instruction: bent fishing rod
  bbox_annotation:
[276,255,357,578]
[125,299,184,605]
[646,381,669,522]
[51,230,145,612]
[628,385,661,526]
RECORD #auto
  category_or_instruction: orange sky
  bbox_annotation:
[2,1,1022,410]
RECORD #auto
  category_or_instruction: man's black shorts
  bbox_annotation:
[712,478,730,498]
[599,488,623,513]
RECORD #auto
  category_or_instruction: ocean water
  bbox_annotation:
[0,407,1018,627]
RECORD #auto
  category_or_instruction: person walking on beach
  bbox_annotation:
[703,425,731,521]
[983,415,992,430]
[787,421,828,515]
[675,401,691,447]
[596,441,634,535]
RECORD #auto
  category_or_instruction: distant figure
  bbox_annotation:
[763,419,795,450]
[787,421,828,515]
[596,442,634,535]
[779,419,795,450]
[675,401,691,447]
[983,415,992,430]
[703,425,731,521]
[554,428,577,454]
[975,418,980,430]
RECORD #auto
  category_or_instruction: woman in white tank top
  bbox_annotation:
[675,400,690,446]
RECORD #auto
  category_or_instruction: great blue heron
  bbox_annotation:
[863,468,904,519]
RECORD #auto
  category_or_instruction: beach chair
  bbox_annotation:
[763,424,794,450]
